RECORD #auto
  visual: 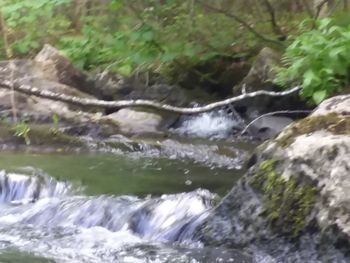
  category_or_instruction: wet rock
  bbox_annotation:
[245,115,293,140]
[196,95,350,261]
[0,123,85,149]
[105,109,171,136]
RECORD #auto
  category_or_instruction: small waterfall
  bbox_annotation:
[0,190,216,242]
[0,169,253,263]
[0,169,216,242]
[174,109,243,139]
[0,169,72,204]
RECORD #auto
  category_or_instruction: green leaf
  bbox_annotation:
[142,31,154,42]
[303,69,320,87]
[110,0,123,10]
[312,90,327,104]
[201,51,221,61]
[329,47,346,59]
[117,64,133,76]
[160,52,178,62]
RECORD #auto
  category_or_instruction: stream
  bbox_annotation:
[0,137,254,263]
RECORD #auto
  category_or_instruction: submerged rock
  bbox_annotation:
[195,95,350,261]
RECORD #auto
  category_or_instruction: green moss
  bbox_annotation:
[28,125,83,146]
[0,122,83,147]
[250,160,318,236]
[276,113,350,147]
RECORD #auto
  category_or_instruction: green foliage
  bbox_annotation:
[50,112,59,134]
[275,18,350,104]
[58,1,238,74]
[12,121,31,145]
[0,0,268,75]
[0,0,71,57]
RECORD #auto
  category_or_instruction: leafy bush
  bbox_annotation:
[275,18,350,104]
[0,0,276,76]
[58,1,237,75]
[0,0,71,57]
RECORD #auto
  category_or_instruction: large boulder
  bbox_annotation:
[195,95,350,261]
[0,45,103,121]
[34,44,95,94]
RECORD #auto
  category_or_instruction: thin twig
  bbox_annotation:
[261,0,285,37]
[241,110,312,135]
[189,0,196,28]
[196,0,284,47]
[0,80,301,114]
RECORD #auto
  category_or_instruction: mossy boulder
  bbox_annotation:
[195,94,350,260]
[250,160,318,236]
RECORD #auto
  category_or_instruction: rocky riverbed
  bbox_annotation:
[1,45,348,262]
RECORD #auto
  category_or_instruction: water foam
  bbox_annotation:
[174,110,241,139]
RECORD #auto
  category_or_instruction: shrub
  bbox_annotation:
[275,18,350,104]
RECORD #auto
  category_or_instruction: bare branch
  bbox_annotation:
[241,110,312,135]
[0,79,301,114]
[299,0,315,18]
[261,0,285,38]
[196,0,284,47]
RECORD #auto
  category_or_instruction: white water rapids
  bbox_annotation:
[173,109,242,139]
[0,169,251,263]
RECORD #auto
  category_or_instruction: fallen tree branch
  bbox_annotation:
[241,110,312,135]
[0,79,301,114]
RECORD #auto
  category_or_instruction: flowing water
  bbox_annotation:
[0,148,253,263]
[173,109,243,139]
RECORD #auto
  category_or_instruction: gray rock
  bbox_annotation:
[34,44,95,94]
[196,95,350,261]
[233,47,281,95]
[105,109,168,136]
[94,70,188,106]
[312,94,350,116]
[246,115,293,140]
